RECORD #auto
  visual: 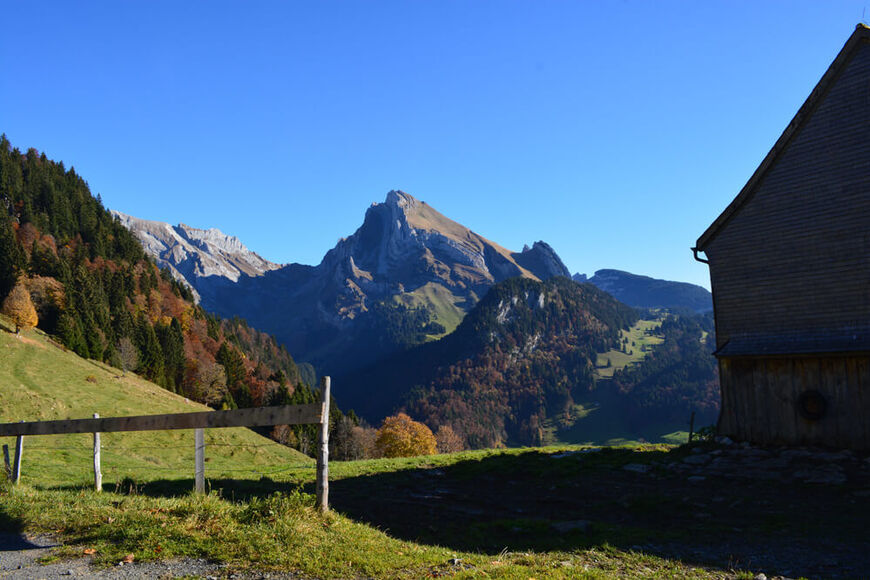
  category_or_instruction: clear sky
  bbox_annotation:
[2,1,867,289]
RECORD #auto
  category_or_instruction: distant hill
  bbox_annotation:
[575,269,712,312]
[119,190,571,375]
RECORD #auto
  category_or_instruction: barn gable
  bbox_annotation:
[695,25,870,449]
[696,24,870,352]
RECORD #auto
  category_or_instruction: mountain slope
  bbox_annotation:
[575,269,712,312]
[123,190,571,374]
[0,137,307,419]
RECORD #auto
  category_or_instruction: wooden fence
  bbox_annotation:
[0,377,332,511]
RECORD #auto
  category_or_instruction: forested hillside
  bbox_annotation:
[0,136,318,424]
[342,277,640,448]
[611,312,718,426]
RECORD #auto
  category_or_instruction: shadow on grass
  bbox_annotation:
[326,447,870,578]
[34,446,870,578]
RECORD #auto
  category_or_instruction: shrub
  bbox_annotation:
[375,413,436,458]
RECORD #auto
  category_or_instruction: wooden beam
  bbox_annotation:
[93,413,102,492]
[194,428,205,494]
[12,433,22,484]
[0,404,323,437]
[316,376,331,512]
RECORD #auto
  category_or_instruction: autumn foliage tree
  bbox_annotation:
[375,413,437,458]
[2,282,37,334]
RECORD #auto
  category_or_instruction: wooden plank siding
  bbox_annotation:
[705,40,870,349]
[718,356,870,449]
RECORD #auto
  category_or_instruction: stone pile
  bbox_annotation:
[660,437,870,486]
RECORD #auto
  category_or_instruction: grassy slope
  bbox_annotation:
[395,281,469,338]
[595,318,664,378]
[0,315,309,488]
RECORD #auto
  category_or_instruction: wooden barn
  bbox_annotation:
[693,24,870,450]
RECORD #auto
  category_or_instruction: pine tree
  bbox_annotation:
[2,282,38,334]
[0,215,23,299]
[135,314,165,385]
[157,317,186,390]
[58,308,89,357]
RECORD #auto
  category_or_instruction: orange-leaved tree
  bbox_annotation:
[2,282,38,335]
[375,412,437,458]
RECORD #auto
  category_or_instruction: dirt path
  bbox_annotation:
[0,533,292,579]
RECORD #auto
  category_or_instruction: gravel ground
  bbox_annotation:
[0,534,295,579]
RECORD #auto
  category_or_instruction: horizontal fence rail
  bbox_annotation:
[0,404,324,437]
[0,376,332,511]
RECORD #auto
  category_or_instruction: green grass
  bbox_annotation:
[595,318,664,378]
[0,315,309,489]
[394,282,469,338]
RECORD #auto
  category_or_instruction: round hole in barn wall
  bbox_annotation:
[797,390,827,421]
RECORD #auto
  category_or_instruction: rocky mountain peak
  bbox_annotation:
[384,189,419,212]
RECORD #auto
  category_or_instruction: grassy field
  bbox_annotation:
[3,316,861,578]
[595,318,664,378]
[0,316,310,489]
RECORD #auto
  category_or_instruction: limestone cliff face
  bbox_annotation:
[308,190,552,319]
[111,211,280,302]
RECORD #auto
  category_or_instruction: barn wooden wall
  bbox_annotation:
[705,39,870,350]
[719,356,870,449]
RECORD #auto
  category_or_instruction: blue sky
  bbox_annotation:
[2,1,867,289]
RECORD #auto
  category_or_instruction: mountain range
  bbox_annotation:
[2,136,719,449]
[119,190,572,373]
[118,190,711,375]
[575,269,712,313]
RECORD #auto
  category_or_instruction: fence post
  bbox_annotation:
[13,421,23,485]
[316,376,330,513]
[93,413,102,492]
[194,428,205,494]
[2,444,11,480]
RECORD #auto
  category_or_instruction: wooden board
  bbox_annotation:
[0,404,324,437]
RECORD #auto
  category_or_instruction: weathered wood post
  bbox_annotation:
[93,413,102,492]
[13,421,24,485]
[316,376,330,512]
[2,444,11,480]
[194,428,205,494]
